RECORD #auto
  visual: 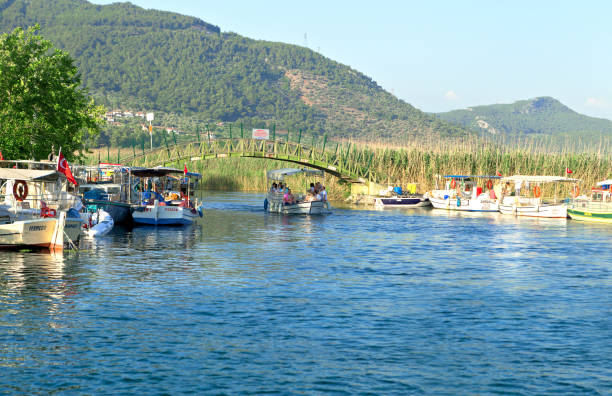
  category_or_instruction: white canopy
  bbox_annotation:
[266,168,324,181]
[501,175,579,183]
[596,179,612,186]
[0,168,62,181]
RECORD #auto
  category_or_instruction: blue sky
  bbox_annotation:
[91,0,612,120]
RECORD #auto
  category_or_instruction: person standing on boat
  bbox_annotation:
[320,186,327,202]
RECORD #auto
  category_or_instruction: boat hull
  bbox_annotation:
[0,218,57,249]
[499,203,567,218]
[132,203,198,225]
[84,199,132,224]
[567,203,612,223]
[429,196,498,212]
[499,197,567,218]
[374,196,431,208]
[266,193,329,215]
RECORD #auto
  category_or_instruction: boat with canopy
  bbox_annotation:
[265,168,331,215]
[76,164,134,224]
[498,175,579,218]
[426,175,501,212]
[130,167,203,225]
[567,179,612,223]
[0,168,82,249]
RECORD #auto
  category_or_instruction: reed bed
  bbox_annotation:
[83,134,612,198]
[344,135,612,193]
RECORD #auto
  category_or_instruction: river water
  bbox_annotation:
[0,191,610,394]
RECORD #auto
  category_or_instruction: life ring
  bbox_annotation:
[572,185,580,198]
[450,179,456,189]
[13,180,28,202]
[533,185,541,198]
[486,179,493,190]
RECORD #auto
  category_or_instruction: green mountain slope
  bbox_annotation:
[436,97,612,136]
[0,0,469,140]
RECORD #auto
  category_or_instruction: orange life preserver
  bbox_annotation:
[13,180,28,202]
[450,179,456,189]
[572,185,580,198]
[533,185,541,198]
[486,179,493,190]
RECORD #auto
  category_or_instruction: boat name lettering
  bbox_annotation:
[165,207,178,211]
[28,225,46,232]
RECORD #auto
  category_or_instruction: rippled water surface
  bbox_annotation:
[1,192,611,394]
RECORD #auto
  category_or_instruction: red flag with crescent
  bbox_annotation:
[57,152,78,186]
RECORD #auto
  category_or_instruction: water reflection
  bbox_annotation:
[0,191,610,394]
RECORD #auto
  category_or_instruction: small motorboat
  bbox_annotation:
[373,186,430,208]
[264,168,331,215]
[83,209,114,237]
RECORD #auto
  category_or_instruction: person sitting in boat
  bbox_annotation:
[320,186,327,201]
[270,183,278,193]
[283,189,295,205]
[315,182,322,193]
[309,183,315,194]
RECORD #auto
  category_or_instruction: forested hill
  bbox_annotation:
[0,0,469,141]
[436,97,612,136]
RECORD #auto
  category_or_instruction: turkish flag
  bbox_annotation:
[184,164,188,175]
[566,167,573,174]
[57,152,78,186]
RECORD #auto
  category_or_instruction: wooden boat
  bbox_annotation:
[426,175,500,212]
[0,168,82,249]
[498,175,579,218]
[264,168,331,215]
[130,167,203,226]
[567,179,612,223]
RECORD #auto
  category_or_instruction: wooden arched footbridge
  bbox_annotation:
[118,138,387,194]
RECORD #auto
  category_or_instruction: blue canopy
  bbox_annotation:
[443,175,501,179]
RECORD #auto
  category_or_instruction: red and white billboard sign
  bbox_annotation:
[252,129,269,140]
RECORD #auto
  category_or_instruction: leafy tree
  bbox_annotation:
[0,25,103,160]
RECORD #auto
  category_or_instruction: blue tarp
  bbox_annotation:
[84,188,108,201]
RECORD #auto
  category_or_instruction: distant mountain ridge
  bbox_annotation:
[0,0,470,141]
[436,97,612,136]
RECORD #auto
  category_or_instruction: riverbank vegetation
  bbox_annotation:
[85,132,612,199]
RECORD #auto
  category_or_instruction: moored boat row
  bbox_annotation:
[378,174,612,222]
[0,159,205,250]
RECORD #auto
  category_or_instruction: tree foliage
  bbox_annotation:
[0,25,103,160]
[0,0,469,144]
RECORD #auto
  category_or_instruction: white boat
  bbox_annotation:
[0,168,83,249]
[426,175,500,212]
[498,175,579,218]
[83,209,114,237]
[130,167,203,226]
[567,179,612,223]
[264,168,331,215]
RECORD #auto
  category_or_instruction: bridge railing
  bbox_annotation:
[119,137,380,184]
